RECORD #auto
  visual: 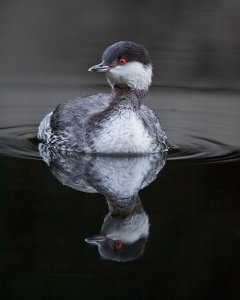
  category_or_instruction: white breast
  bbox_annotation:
[93,110,153,153]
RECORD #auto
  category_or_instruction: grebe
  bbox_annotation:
[38,41,168,153]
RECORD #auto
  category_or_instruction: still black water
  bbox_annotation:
[1,83,240,299]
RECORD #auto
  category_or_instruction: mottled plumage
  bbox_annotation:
[38,41,168,153]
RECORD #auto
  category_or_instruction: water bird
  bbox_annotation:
[38,41,168,153]
[38,148,167,262]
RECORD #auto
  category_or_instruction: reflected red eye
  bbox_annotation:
[118,58,126,65]
[114,240,123,250]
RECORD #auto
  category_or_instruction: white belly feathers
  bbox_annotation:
[93,110,153,153]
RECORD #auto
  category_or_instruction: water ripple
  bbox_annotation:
[0,125,40,160]
[0,124,239,163]
[168,142,240,163]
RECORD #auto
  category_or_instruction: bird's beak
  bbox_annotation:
[88,62,111,72]
[85,235,107,245]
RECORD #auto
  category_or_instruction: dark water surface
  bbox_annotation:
[1,83,240,299]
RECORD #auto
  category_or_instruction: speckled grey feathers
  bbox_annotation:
[38,41,168,154]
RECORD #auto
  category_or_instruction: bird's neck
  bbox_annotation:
[106,194,144,218]
[110,84,146,110]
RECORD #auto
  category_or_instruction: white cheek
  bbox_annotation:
[101,212,149,243]
[107,62,152,90]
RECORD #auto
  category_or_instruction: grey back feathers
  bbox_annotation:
[38,41,168,154]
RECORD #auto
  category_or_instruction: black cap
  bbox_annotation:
[102,41,151,66]
[86,237,147,262]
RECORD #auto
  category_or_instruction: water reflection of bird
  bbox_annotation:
[39,146,167,262]
[38,41,168,154]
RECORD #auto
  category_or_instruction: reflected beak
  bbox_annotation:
[85,235,107,245]
[88,62,111,72]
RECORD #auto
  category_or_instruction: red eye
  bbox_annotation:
[118,58,126,65]
[114,240,123,250]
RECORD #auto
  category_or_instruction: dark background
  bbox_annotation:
[1,0,240,88]
[1,156,240,300]
[1,1,240,300]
